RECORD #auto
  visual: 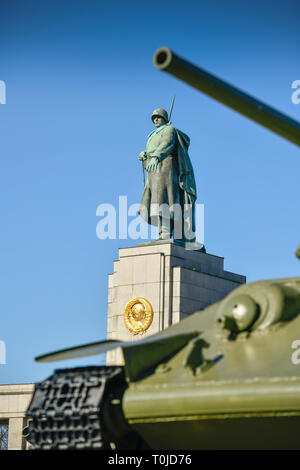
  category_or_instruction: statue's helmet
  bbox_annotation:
[151,108,168,123]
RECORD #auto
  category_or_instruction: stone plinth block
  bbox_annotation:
[106,241,246,365]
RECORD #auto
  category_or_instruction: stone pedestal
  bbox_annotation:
[0,384,34,450]
[7,417,26,450]
[106,241,245,365]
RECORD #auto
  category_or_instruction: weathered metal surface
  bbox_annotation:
[31,278,300,449]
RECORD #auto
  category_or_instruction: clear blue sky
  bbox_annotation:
[1,0,300,384]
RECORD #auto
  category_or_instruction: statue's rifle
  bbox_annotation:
[168,94,176,124]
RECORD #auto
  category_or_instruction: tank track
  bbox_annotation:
[26,366,124,450]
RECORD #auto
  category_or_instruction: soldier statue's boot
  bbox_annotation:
[156,230,170,241]
[156,217,172,240]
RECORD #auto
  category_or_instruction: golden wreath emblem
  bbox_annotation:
[123,297,153,335]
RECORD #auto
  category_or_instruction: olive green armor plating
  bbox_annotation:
[122,277,300,449]
[26,277,300,449]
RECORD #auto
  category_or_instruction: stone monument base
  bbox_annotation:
[106,241,245,365]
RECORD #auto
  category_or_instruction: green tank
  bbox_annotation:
[25,49,300,450]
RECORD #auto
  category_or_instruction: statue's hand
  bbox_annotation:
[146,157,159,172]
[138,151,147,161]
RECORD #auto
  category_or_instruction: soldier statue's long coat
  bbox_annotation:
[139,123,197,240]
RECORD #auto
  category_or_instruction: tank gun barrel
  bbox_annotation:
[153,47,300,147]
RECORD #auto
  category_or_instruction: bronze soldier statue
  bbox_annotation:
[139,108,198,243]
